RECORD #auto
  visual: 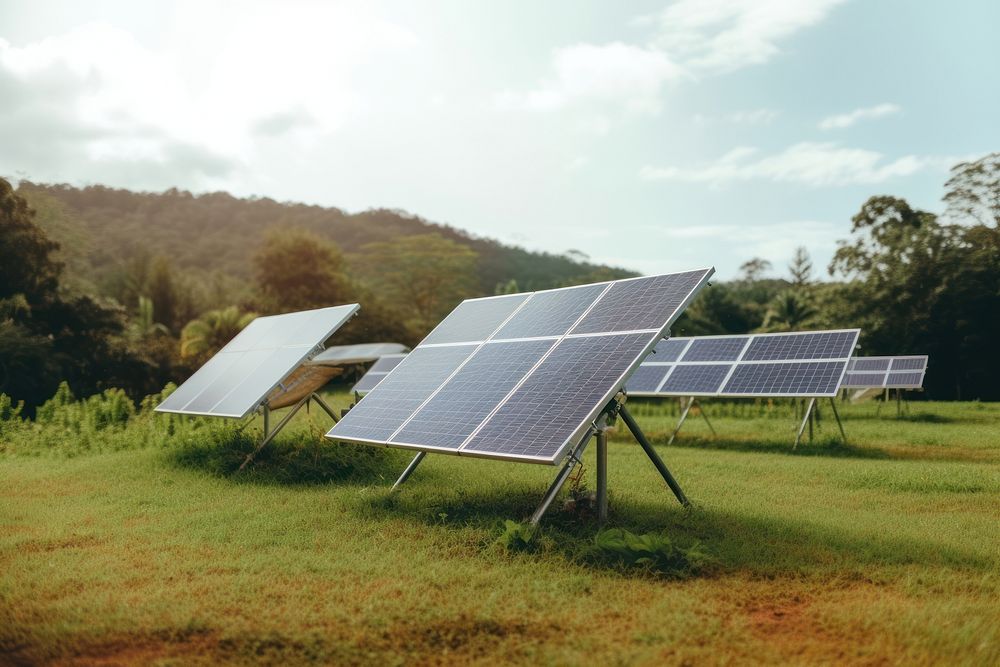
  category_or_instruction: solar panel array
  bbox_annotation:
[156,304,359,418]
[326,269,714,464]
[840,355,928,389]
[351,354,407,393]
[626,330,860,398]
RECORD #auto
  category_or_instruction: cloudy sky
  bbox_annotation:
[1,0,997,279]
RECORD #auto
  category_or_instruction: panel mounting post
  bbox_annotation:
[262,404,270,439]
[667,396,695,445]
[238,393,339,472]
[619,404,689,507]
[794,397,817,449]
[595,426,608,524]
[391,451,426,491]
[529,434,592,526]
[828,397,847,444]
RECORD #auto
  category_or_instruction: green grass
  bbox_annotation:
[2,393,999,665]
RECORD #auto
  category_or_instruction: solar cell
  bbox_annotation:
[742,331,856,361]
[333,345,476,443]
[886,371,924,387]
[680,337,748,362]
[850,358,891,371]
[650,338,689,361]
[421,294,529,345]
[493,284,606,339]
[661,364,732,395]
[460,333,653,462]
[327,268,714,464]
[841,372,885,387]
[890,357,926,371]
[393,340,555,451]
[571,270,709,334]
[625,364,672,394]
[156,304,358,418]
[723,361,845,396]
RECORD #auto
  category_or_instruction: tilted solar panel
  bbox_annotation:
[326,269,714,464]
[350,353,407,394]
[626,329,861,398]
[156,304,359,418]
[310,343,408,366]
[841,355,928,389]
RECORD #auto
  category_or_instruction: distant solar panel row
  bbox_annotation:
[351,354,407,393]
[841,355,928,389]
[327,269,714,464]
[156,305,359,418]
[626,330,860,398]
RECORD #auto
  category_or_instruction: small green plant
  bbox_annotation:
[588,528,711,578]
[497,519,539,552]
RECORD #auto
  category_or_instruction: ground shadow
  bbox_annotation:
[617,429,892,460]
[166,426,407,487]
[361,476,993,580]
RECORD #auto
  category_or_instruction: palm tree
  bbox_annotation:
[128,296,170,341]
[761,290,818,332]
[180,306,256,359]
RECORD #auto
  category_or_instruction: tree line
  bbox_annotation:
[1,152,998,411]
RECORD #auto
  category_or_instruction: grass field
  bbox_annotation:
[2,392,999,665]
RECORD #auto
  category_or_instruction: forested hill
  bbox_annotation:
[16,181,633,294]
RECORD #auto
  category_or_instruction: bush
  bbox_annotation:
[497,520,540,552]
[587,528,711,578]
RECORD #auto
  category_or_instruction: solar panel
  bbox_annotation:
[156,304,359,418]
[627,329,860,398]
[839,355,928,390]
[326,269,714,464]
[627,364,672,393]
[351,353,407,393]
[310,343,408,366]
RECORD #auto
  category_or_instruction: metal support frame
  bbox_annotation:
[666,396,716,445]
[237,392,339,472]
[392,451,426,491]
[529,436,592,525]
[794,396,848,449]
[619,404,690,507]
[596,427,608,524]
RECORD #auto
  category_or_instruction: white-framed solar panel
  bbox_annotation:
[841,355,928,390]
[310,343,409,366]
[156,304,359,418]
[326,269,714,465]
[351,353,407,393]
[627,329,861,398]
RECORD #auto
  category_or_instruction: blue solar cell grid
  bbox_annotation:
[722,361,845,396]
[660,364,732,395]
[626,365,672,393]
[680,337,748,362]
[742,331,857,361]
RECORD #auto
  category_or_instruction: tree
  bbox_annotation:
[944,152,1000,227]
[354,234,479,335]
[1,179,61,303]
[254,227,354,312]
[739,258,772,282]
[180,306,257,361]
[147,257,179,331]
[788,247,813,287]
[760,290,818,332]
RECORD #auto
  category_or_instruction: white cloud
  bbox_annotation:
[0,7,418,189]
[693,108,779,125]
[499,0,845,118]
[495,42,685,115]
[640,142,939,187]
[819,103,901,130]
[644,0,848,74]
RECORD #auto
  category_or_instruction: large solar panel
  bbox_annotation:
[841,355,928,390]
[156,304,358,418]
[351,354,407,393]
[326,269,714,464]
[627,329,860,398]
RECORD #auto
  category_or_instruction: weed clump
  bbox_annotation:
[585,528,712,578]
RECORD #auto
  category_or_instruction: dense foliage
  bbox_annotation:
[2,152,998,408]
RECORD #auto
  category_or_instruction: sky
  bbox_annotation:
[1,0,997,280]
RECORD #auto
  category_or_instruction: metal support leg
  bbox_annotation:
[238,394,311,471]
[596,428,608,524]
[794,397,816,449]
[667,397,694,445]
[896,389,902,418]
[391,451,426,491]
[529,435,591,525]
[829,397,847,444]
[697,399,717,436]
[262,405,270,438]
[310,393,339,423]
[619,405,689,507]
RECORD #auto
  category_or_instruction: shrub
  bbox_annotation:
[497,520,540,552]
[587,528,711,578]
